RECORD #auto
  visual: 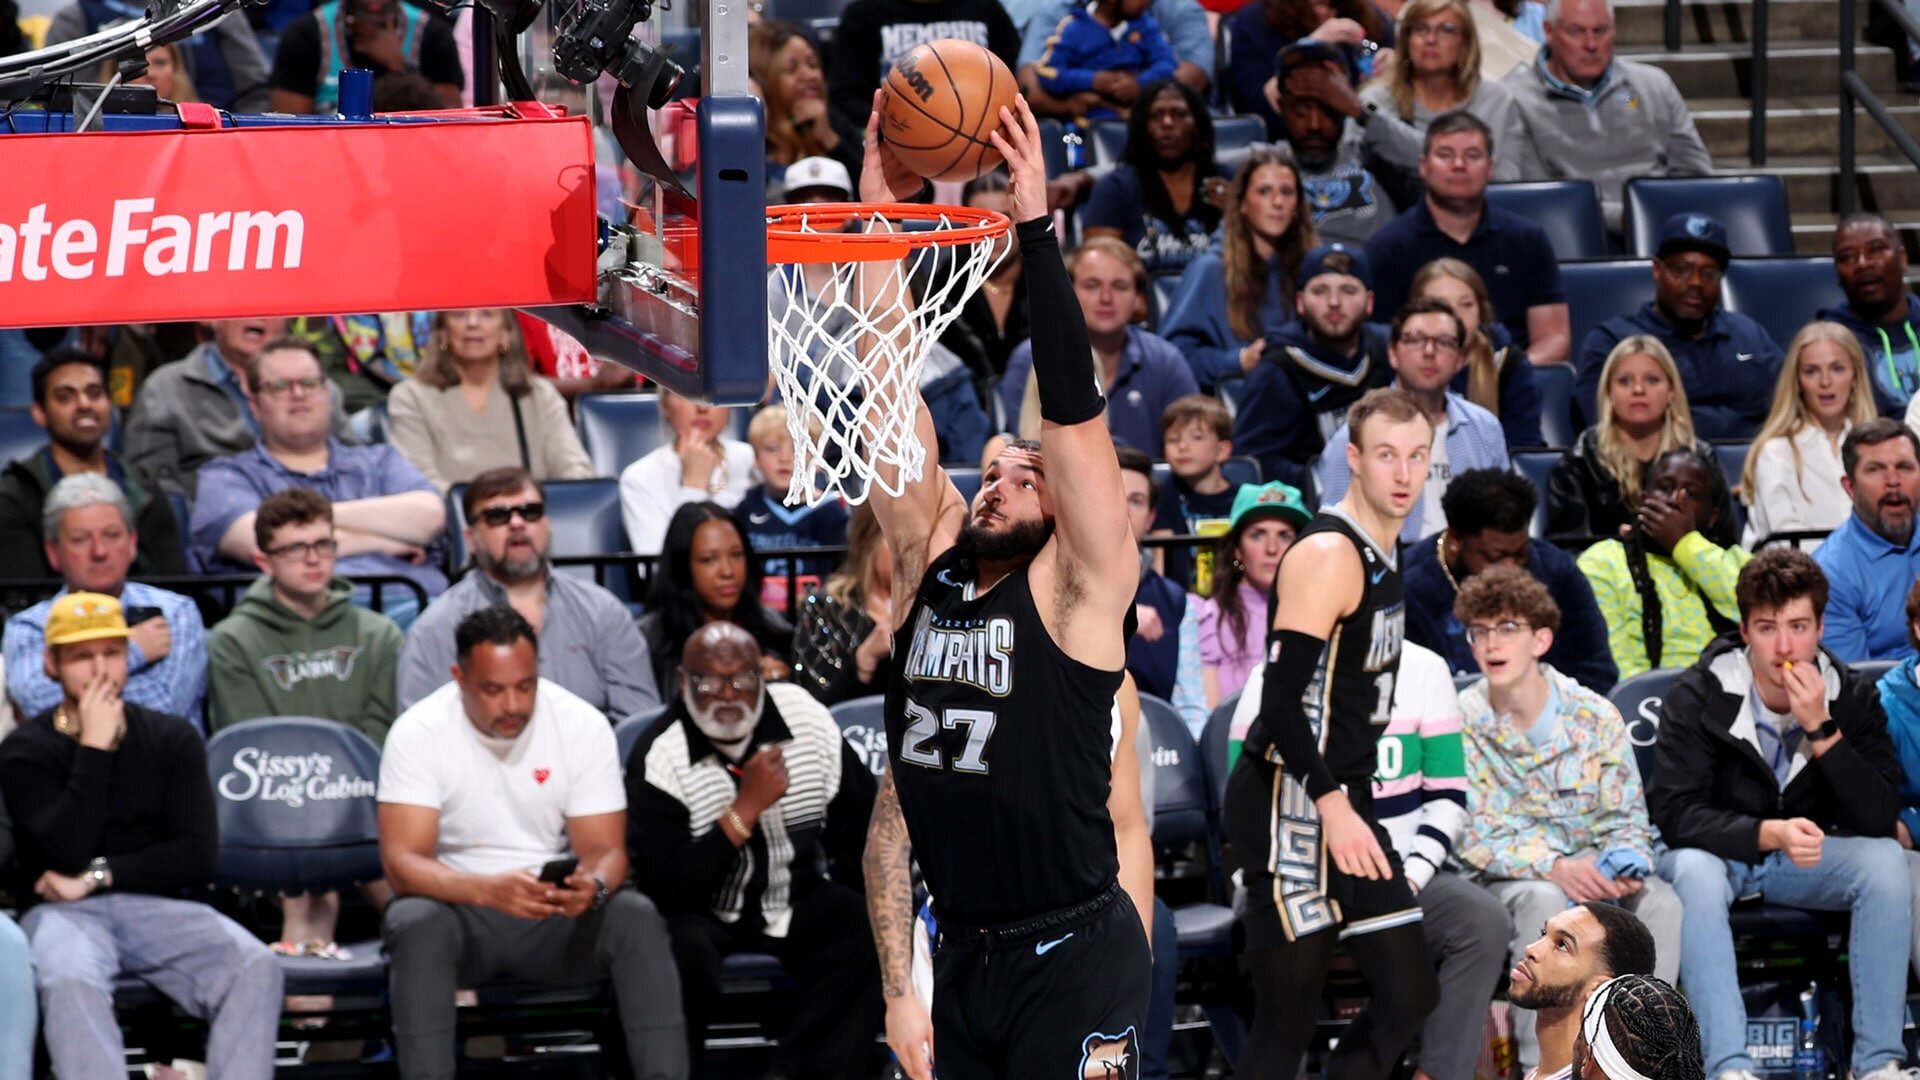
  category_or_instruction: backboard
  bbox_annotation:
[521,0,769,406]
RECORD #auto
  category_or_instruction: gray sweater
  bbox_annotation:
[1359,76,1530,182]
[1501,52,1712,230]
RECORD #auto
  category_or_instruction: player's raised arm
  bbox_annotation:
[987,98,1135,597]
[856,91,969,614]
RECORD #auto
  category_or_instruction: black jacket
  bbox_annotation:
[1545,428,1735,545]
[1648,633,1900,865]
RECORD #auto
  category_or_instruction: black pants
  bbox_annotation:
[931,884,1153,1080]
[666,881,883,1080]
[382,890,688,1080]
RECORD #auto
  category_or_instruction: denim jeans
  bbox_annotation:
[0,913,34,1080]
[1660,838,1912,1077]
[22,893,282,1080]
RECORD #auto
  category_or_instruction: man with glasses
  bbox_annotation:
[398,466,660,719]
[1573,212,1784,439]
[191,336,447,624]
[0,348,187,582]
[1451,565,1681,1073]
[627,621,881,1078]
[1364,111,1572,364]
[1318,298,1511,542]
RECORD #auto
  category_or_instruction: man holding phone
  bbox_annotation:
[377,605,688,1080]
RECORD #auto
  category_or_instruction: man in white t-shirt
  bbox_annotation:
[376,605,688,1080]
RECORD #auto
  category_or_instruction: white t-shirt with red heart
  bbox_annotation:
[378,677,626,877]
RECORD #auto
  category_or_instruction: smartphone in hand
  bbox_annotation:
[537,856,579,884]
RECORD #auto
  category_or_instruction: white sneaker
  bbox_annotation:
[1849,1062,1920,1080]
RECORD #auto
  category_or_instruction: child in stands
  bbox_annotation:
[1153,394,1240,592]
[733,405,849,611]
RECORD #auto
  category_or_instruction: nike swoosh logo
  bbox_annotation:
[1307,385,1332,403]
[1370,567,1388,585]
[1035,933,1074,956]
[749,512,772,524]
[1736,353,1754,363]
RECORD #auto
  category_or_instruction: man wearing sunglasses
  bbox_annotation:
[190,336,448,623]
[1317,297,1511,543]
[1573,212,1785,439]
[626,621,881,1079]
[397,466,661,721]
[1451,565,1682,1074]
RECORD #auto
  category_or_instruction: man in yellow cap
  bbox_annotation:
[0,592,282,1079]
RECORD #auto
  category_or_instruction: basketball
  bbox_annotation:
[879,39,1019,183]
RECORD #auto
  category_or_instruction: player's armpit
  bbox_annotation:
[863,765,918,999]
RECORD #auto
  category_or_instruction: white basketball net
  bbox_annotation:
[766,207,1008,506]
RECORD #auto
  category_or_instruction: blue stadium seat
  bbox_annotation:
[1485,180,1608,261]
[447,478,632,601]
[1855,659,1899,685]
[1222,456,1261,486]
[0,408,44,469]
[1511,448,1564,538]
[1722,257,1848,350]
[1624,176,1793,258]
[1197,694,1238,816]
[1216,376,1247,418]
[1090,120,1129,170]
[1711,438,1750,503]
[1037,118,1071,179]
[204,717,389,996]
[947,466,983,506]
[1562,261,1656,358]
[1453,672,1481,691]
[614,703,672,769]
[1150,270,1182,332]
[1141,693,1234,957]
[1533,362,1578,448]
[829,694,889,779]
[576,392,664,477]
[1214,116,1267,176]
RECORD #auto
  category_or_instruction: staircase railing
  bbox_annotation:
[1841,0,1920,213]
[1666,0,1771,164]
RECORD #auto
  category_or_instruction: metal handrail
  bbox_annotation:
[1841,0,1920,215]
[1665,0,1769,164]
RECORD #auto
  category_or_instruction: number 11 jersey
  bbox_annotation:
[884,546,1125,926]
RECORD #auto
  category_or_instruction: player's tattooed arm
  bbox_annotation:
[864,765,917,999]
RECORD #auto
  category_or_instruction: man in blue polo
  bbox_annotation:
[1574,212,1784,439]
[1364,110,1571,364]
[1815,419,1920,661]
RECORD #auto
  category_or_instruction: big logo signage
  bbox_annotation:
[217,746,376,809]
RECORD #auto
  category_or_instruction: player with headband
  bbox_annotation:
[1572,975,1705,1080]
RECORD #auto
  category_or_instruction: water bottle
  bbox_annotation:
[1794,983,1822,1080]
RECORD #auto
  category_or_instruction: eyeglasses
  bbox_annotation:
[1398,332,1463,355]
[1463,619,1532,646]
[264,537,339,561]
[1658,258,1723,285]
[257,375,326,398]
[1409,20,1463,37]
[687,672,762,696]
[477,501,547,527]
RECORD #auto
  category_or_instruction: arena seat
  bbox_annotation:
[1709,440,1750,539]
[1213,116,1267,175]
[946,466,983,507]
[1141,693,1234,957]
[1037,118,1071,179]
[447,477,634,602]
[614,703,673,769]
[828,694,889,779]
[1510,448,1564,538]
[1197,694,1239,818]
[0,408,44,469]
[1216,376,1247,418]
[1089,120,1129,170]
[1485,180,1608,261]
[1721,257,1847,349]
[1562,261,1656,357]
[576,391,664,477]
[203,717,390,998]
[1855,659,1899,684]
[1532,362,1578,449]
[1624,175,1793,258]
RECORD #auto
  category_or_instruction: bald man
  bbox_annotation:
[625,623,883,1079]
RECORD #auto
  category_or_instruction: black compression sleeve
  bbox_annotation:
[1016,216,1106,427]
[1254,628,1341,802]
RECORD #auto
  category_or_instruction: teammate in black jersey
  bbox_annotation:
[854,92,1155,1080]
[1224,386,1442,1079]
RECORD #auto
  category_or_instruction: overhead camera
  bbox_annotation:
[552,0,684,105]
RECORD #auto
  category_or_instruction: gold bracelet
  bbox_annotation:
[723,807,751,841]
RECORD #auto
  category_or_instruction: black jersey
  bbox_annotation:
[1244,506,1406,785]
[883,546,1125,925]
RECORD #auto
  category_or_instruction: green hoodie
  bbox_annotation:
[208,575,403,745]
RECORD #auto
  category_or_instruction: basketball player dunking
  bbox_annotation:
[1224,387,1442,1079]
[856,92,1156,1080]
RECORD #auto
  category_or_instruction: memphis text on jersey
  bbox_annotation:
[901,606,1014,697]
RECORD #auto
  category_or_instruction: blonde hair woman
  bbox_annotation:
[387,308,593,492]
[1410,256,1544,447]
[98,43,197,102]
[1740,322,1877,548]
[1546,336,1730,540]
[1358,0,1528,181]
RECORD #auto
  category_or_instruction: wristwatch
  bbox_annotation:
[84,857,111,893]
[1812,717,1840,740]
[590,875,611,911]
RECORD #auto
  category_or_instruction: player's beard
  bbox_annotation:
[1509,976,1583,1012]
[955,517,1054,562]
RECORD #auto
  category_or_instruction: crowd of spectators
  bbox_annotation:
[11,0,1920,1074]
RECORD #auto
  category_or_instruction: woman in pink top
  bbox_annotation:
[1198,481,1312,706]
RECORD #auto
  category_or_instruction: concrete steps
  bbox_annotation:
[1689,94,1920,158]
[1613,0,1853,47]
